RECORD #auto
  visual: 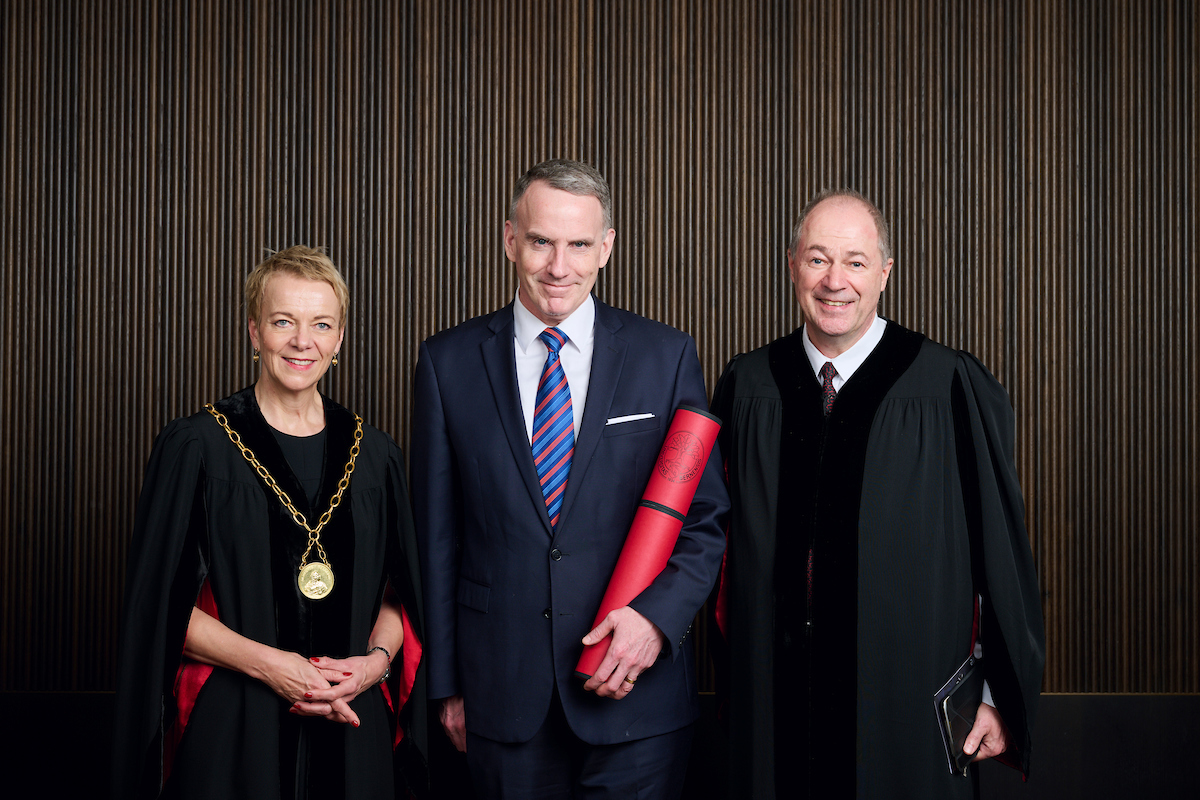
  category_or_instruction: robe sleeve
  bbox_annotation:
[111,417,209,800]
[954,353,1046,776]
[383,437,428,759]
[707,356,741,716]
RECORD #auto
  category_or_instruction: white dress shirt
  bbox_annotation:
[513,292,595,442]
[801,315,888,391]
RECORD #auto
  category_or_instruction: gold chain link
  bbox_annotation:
[205,403,363,568]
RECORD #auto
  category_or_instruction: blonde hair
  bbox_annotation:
[244,246,349,325]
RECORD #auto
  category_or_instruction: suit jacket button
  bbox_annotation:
[543,608,552,619]
[550,548,563,561]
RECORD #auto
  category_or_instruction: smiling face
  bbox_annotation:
[504,180,616,326]
[788,197,893,357]
[248,273,345,403]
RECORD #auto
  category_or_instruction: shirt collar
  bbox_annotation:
[513,291,595,354]
[802,315,888,384]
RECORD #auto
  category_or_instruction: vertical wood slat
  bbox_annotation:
[0,0,1197,694]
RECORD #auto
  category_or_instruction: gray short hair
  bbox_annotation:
[509,159,614,231]
[789,188,892,264]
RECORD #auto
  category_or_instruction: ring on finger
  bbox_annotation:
[623,675,637,685]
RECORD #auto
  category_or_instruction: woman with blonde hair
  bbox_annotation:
[114,247,424,799]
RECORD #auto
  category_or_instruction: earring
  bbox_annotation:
[253,349,260,363]
[332,353,339,367]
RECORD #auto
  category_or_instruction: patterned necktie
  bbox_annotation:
[819,361,837,416]
[532,328,574,529]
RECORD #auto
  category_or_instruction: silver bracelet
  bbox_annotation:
[367,645,392,684]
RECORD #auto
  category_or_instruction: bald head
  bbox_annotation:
[789,189,891,265]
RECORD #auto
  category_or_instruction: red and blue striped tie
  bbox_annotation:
[533,328,574,529]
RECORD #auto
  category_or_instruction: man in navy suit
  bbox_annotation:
[411,159,728,798]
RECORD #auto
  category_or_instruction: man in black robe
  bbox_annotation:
[710,190,1045,799]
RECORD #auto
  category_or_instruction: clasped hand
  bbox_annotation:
[269,650,386,727]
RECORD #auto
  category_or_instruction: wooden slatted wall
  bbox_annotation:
[1,0,1196,694]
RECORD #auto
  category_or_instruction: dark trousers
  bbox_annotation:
[465,689,693,800]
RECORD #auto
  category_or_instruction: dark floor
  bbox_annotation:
[7,692,1197,798]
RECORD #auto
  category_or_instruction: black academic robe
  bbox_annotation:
[710,323,1045,800]
[112,388,427,800]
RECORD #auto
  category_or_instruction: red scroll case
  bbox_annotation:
[575,405,722,680]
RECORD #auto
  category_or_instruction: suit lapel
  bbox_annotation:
[556,300,626,534]
[481,305,555,535]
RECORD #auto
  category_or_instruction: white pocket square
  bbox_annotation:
[605,413,655,425]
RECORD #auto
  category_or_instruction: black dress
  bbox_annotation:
[112,387,426,800]
[710,322,1044,799]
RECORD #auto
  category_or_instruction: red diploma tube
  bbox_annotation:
[575,405,721,679]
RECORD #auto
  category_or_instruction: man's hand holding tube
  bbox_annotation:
[581,605,667,699]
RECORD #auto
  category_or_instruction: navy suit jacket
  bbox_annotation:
[411,298,728,745]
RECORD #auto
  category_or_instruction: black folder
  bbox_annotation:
[933,654,983,776]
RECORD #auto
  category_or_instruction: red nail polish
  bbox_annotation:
[343,672,352,677]
[293,702,300,708]
[310,657,320,662]
[304,692,312,699]
[351,720,359,727]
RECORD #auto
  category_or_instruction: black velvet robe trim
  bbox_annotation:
[768,323,924,793]
[212,388,363,656]
[210,387,364,798]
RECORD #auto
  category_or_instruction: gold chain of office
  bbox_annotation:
[205,403,363,600]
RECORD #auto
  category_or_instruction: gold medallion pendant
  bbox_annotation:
[206,403,363,601]
[298,561,336,599]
